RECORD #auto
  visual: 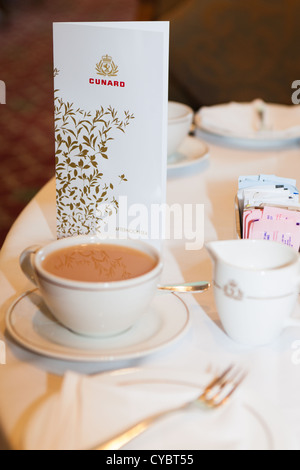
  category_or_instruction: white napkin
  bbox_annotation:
[197,100,300,139]
[22,368,247,451]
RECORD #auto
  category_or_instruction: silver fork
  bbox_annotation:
[94,365,246,451]
[255,101,272,132]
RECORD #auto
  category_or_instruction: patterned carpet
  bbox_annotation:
[0,0,140,247]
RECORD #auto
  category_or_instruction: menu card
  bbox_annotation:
[53,22,169,242]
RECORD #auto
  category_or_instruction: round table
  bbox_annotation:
[0,130,300,450]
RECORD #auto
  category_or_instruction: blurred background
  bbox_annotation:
[1,0,300,247]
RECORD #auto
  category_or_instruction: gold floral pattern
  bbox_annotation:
[54,72,134,238]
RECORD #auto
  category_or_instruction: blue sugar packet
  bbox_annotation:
[238,175,298,196]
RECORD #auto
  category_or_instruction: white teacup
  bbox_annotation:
[206,239,300,346]
[168,101,194,157]
[20,235,163,337]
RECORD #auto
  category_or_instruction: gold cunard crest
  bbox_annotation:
[96,55,119,77]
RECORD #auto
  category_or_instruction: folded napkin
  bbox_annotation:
[197,100,300,139]
[22,368,248,450]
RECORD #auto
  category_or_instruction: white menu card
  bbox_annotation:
[53,22,169,243]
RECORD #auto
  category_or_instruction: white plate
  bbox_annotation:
[94,367,294,450]
[195,103,300,150]
[5,290,190,362]
[23,366,294,450]
[167,135,209,169]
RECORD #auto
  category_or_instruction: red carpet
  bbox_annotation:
[0,0,139,247]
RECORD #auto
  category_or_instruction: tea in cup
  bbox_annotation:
[206,239,300,346]
[20,235,163,337]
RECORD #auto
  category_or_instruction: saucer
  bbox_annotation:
[195,103,300,150]
[6,290,190,362]
[167,136,209,169]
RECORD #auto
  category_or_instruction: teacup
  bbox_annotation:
[20,235,163,337]
[206,239,300,346]
[168,101,194,157]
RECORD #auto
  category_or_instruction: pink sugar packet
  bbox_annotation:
[262,205,300,223]
[243,209,263,238]
[248,219,300,251]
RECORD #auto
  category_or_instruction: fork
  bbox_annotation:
[94,365,246,451]
[255,100,272,132]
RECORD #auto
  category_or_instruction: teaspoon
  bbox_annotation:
[158,281,210,293]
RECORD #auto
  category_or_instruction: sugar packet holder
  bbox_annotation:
[236,174,299,239]
[235,195,242,239]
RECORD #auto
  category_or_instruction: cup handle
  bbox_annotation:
[19,245,40,286]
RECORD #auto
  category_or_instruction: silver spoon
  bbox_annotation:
[158,281,210,293]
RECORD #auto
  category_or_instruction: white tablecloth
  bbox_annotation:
[1,132,300,450]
